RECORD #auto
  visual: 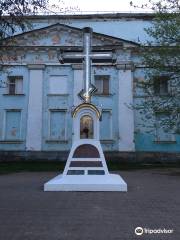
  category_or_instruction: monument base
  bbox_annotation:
[44,174,127,192]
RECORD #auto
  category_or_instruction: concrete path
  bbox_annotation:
[0,169,179,240]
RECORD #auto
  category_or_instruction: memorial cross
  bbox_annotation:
[59,27,115,102]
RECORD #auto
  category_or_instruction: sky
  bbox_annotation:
[49,0,152,14]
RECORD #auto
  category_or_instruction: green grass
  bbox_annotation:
[0,161,65,174]
[0,161,179,174]
[107,162,180,171]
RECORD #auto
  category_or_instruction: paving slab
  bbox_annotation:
[0,169,180,240]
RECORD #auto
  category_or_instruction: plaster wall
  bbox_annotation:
[42,66,73,151]
[29,17,152,43]
[26,68,43,150]
[118,70,135,151]
[133,69,180,152]
[0,66,28,150]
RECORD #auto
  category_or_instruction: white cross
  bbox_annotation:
[59,27,115,102]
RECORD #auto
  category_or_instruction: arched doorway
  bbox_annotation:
[80,115,94,139]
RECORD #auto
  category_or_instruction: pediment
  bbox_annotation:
[3,23,138,48]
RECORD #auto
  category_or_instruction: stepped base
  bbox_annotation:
[44,173,127,192]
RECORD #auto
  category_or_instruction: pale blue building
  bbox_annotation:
[0,13,179,161]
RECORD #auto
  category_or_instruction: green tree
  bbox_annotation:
[131,0,180,134]
[0,0,79,87]
[0,0,49,40]
[0,0,78,40]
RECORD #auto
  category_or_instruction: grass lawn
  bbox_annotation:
[0,161,179,174]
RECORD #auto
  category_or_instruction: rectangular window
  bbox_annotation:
[49,110,66,140]
[49,75,68,94]
[177,113,180,134]
[154,76,169,95]
[8,76,23,95]
[5,110,21,140]
[100,110,112,140]
[155,112,175,142]
[94,75,110,95]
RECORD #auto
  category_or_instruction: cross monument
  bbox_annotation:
[44,27,127,191]
[59,27,114,102]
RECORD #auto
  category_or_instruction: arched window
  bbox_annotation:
[80,115,93,139]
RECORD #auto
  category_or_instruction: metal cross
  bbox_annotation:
[59,27,115,103]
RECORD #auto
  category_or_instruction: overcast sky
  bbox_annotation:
[50,0,152,13]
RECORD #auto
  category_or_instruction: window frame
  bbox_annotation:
[154,111,176,143]
[48,75,68,96]
[3,109,22,141]
[176,113,180,134]
[7,76,23,95]
[153,75,170,96]
[47,109,68,142]
[100,109,113,141]
[94,75,110,95]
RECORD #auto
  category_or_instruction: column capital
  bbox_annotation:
[116,62,135,71]
[72,64,83,70]
[27,64,46,70]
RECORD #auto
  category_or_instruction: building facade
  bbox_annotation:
[0,14,179,161]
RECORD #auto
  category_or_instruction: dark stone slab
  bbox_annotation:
[88,170,105,175]
[67,170,84,175]
[70,161,103,167]
[73,144,100,158]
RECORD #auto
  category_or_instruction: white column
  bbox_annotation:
[26,65,44,151]
[72,65,83,106]
[118,67,135,151]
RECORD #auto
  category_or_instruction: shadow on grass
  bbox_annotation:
[0,161,180,174]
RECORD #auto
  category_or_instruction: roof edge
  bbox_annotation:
[2,12,155,20]
[2,23,140,46]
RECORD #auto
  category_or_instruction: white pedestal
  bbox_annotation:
[44,135,127,192]
[44,173,127,191]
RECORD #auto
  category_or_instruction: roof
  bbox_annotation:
[2,23,139,48]
[2,12,155,21]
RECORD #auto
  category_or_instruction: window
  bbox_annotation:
[49,110,66,140]
[5,110,21,140]
[100,110,112,140]
[155,112,175,142]
[177,114,180,134]
[154,76,169,95]
[94,75,110,95]
[80,115,94,139]
[8,76,23,95]
[49,75,68,94]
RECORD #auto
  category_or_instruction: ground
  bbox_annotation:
[0,169,180,240]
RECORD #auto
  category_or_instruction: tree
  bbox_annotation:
[131,0,180,134]
[0,0,79,87]
[0,0,80,41]
[1,0,47,40]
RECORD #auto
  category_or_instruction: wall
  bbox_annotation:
[133,68,180,153]
[0,14,179,156]
[0,66,29,151]
[13,14,153,43]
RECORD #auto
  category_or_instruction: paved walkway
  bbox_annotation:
[0,169,180,240]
